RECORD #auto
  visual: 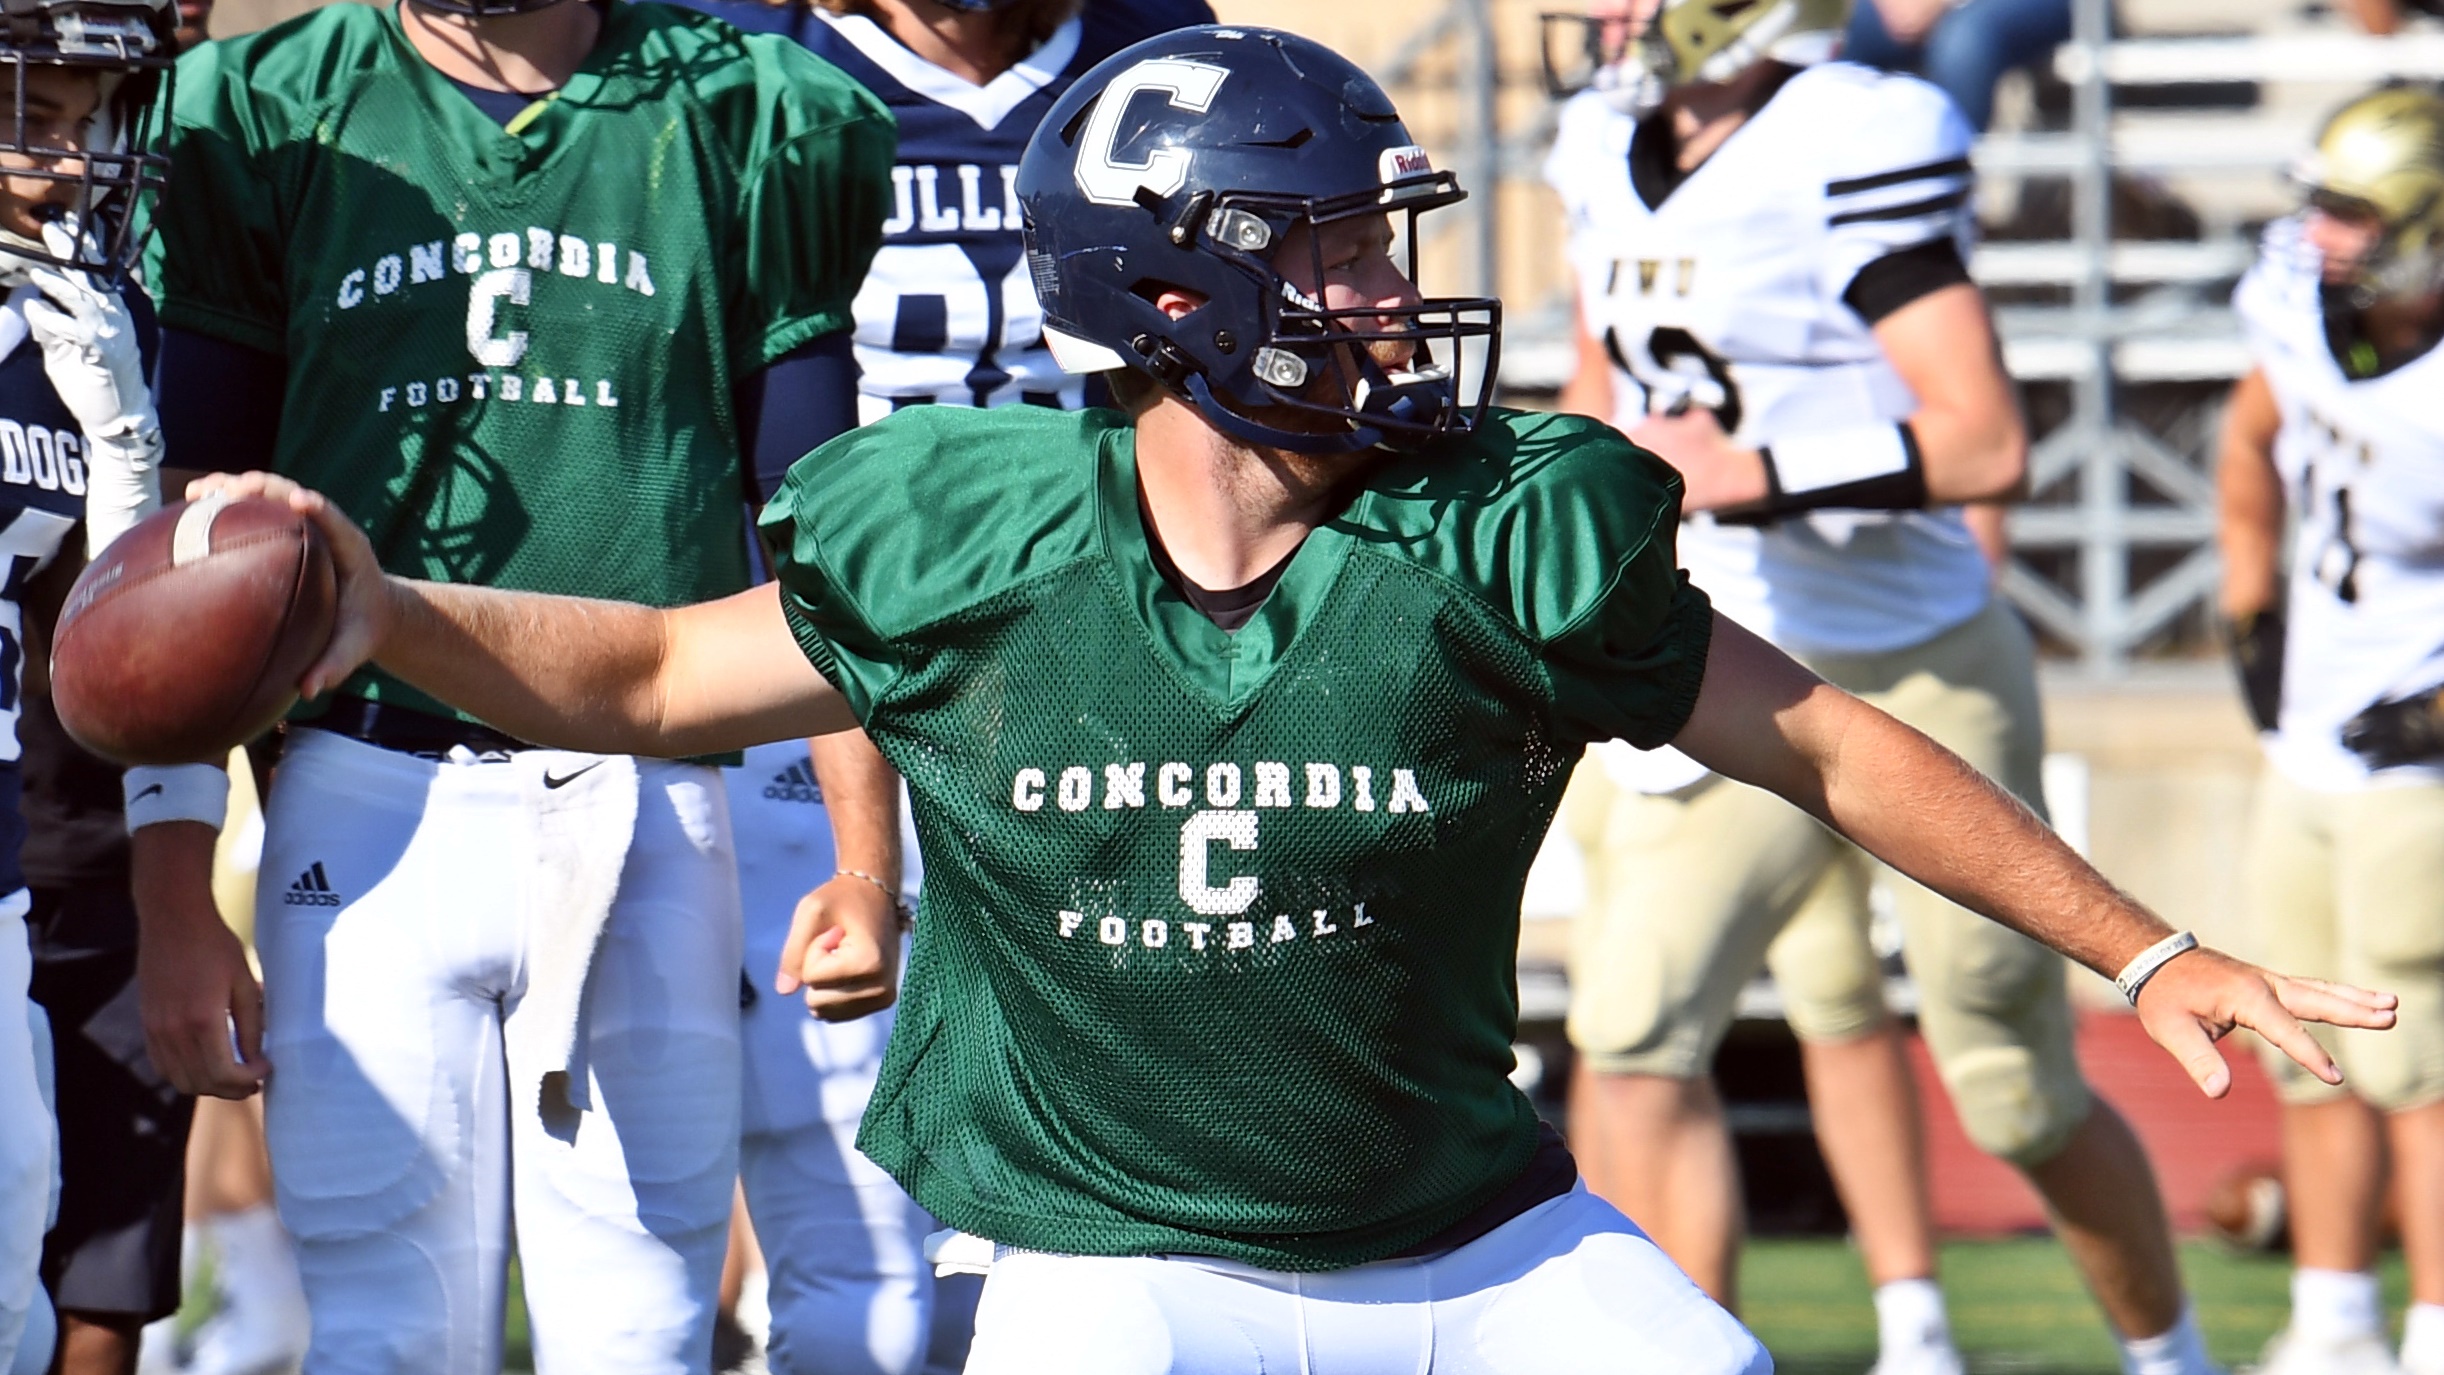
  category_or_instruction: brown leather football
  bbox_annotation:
[52,497,338,766]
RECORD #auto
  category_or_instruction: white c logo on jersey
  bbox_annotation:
[1177,808,1259,916]
[1073,59,1229,208]
[466,267,531,368]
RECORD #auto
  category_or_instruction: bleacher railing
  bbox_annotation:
[1982,1,2434,669]
[1385,0,2437,671]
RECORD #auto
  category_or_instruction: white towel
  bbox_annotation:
[923,1229,999,1278]
[511,751,639,1120]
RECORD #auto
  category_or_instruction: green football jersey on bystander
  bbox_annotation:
[153,0,894,718]
[761,404,1714,1270]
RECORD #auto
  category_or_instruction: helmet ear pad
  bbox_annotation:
[1047,216,1289,409]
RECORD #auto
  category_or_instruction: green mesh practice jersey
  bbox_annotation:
[762,406,1713,1269]
[153,1,893,717]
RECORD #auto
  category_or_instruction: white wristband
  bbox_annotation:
[2113,930,2199,1006]
[123,763,230,833]
[81,423,162,558]
[1764,423,1915,496]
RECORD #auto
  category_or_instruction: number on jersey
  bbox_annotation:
[1607,324,1746,430]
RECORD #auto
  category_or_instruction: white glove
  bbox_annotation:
[22,218,160,557]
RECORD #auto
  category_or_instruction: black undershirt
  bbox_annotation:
[1138,499,1298,632]
[1627,62,1803,211]
[447,76,548,126]
[2323,281,2444,380]
[1628,61,1974,327]
[1391,1122,1581,1258]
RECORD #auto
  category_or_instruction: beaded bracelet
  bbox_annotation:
[837,868,914,930]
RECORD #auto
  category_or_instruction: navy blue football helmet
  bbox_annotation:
[1017,26,1500,455]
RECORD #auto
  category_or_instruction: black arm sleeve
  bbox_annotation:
[156,327,287,474]
[735,330,859,503]
[1841,237,1975,325]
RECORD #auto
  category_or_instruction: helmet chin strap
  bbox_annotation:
[1184,372,1384,456]
[1180,347,1455,457]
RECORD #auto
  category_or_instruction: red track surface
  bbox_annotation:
[1910,1010,2283,1234]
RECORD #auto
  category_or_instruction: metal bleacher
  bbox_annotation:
[1388,0,2444,670]
[1973,1,2444,666]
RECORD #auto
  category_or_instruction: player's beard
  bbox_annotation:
[1234,329,1424,452]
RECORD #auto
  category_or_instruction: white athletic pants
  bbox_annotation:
[960,1186,1771,1375]
[728,741,951,1375]
[256,730,742,1375]
[0,892,52,1374]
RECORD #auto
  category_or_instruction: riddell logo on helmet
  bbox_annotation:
[1379,146,1433,183]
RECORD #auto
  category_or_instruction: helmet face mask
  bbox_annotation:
[1537,9,1665,109]
[1021,27,1500,456]
[1178,184,1498,453]
[1539,0,1845,108]
[0,0,175,278]
[2293,88,2444,307]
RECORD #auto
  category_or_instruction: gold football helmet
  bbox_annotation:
[1540,0,1848,106]
[2294,87,2444,300]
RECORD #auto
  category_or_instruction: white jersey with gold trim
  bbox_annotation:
[2237,216,2444,791]
[1546,62,1990,663]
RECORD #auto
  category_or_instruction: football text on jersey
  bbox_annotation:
[1009,759,1431,958]
[329,227,652,417]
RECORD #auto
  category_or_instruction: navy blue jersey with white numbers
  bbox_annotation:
[666,0,1215,420]
[0,284,155,899]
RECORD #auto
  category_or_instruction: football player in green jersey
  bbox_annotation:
[128,0,895,1370]
[181,26,2394,1374]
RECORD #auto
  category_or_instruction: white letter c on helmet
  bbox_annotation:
[1074,58,1230,208]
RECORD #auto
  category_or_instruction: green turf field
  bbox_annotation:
[1744,1238,2411,1374]
[184,1237,2411,1371]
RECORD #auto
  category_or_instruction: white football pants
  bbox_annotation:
[961,1186,1770,1375]
[0,891,54,1375]
[728,740,956,1375]
[256,729,742,1375]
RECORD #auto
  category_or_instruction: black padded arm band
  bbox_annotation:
[1750,422,1930,517]
[1843,238,1975,325]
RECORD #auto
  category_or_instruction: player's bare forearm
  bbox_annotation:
[1875,284,2028,505]
[785,730,907,1020]
[1674,614,2160,975]
[374,579,855,758]
[1557,299,1615,422]
[132,820,267,1099]
[188,470,855,757]
[2216,367,2285,619]
[810,729,903,887]
[1673,611,2396,1095]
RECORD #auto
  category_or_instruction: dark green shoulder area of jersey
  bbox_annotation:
[171,2,890,153]
[1349,407,1687,647]
[613,2,893,144]
[761,405,1114,639]
[170,1,395,129]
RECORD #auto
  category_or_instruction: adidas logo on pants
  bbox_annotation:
[282,862,344,907]
[762,759,822,804]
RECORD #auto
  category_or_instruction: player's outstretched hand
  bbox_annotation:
[778,872,903,1022]
[187,470,391,699]
[2134,946,2397,1098]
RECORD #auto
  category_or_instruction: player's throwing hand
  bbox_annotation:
[188,470,389,701]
